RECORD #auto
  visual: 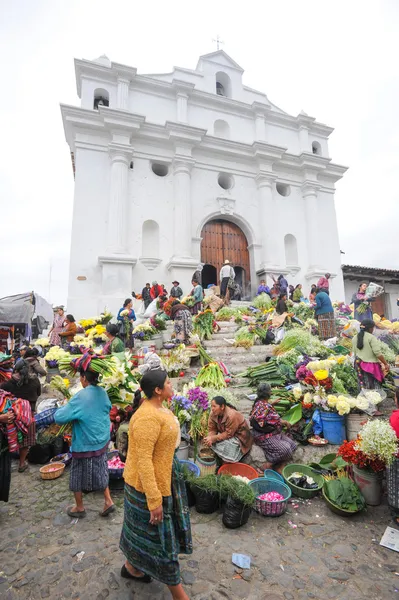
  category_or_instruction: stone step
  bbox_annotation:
[230,300,252,307]
[204,342,267,353]
[215,321,239,328]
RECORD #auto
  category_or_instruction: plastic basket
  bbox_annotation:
[218,463,258,480]
[179,459,201,478]
[50,452,72,467]
[282,464,324,499]
[107,450,124,479]
[35,408,57,429]
[249,477,291,517]
[264,469,284,482]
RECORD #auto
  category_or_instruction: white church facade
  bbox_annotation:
[61,50,347,318]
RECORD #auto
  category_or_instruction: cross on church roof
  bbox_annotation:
[212,35,224,50]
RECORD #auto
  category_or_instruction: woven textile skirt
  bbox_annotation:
[253,431,297,465]
[174,310,193,344]
[354,358,382,390]
[120,457,192,586]
[387,457,399,514]
[0,429,11,503]
[317,313,336,340]
[21,422,36,449]
[69,452,109,493]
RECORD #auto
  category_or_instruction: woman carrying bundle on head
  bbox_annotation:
[54,355,115,518]
[119,369,192,599]
[352,319,389,390]
[250,383,297,474]
[203,396,252,463]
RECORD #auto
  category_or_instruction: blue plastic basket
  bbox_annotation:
[264,469,284,483]
[179,459,200,478]
[34,408,57,429]
[249,477,292,517]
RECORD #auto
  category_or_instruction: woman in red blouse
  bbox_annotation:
[250,383,297,473]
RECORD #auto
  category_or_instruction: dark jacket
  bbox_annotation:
[142,287,151,308]
[276,299,288,315]
[24,356,46,377]
[0,376,41,412]
[170,286,183,299]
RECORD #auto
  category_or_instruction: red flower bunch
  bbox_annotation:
[302,402,313,410]
[163,298,177,317]
[304,374,318,387]
[338,439,386,473]
[318,377,333,390]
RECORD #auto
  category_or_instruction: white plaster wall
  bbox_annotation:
[129,90,176,125]
[267,124,300,154]
[188,104,255,143]
[68,147,110,317]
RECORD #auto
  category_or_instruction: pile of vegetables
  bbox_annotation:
[252,293,273,311]
[323,470,366,512]
[274,329,330,359]
[237,359,286,387]
[195,362,226,389]
[234,325,266,348]
[193,309,214,340]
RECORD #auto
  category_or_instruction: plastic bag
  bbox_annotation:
[366,282,384,299]
[275,327,285,343]
[312,409,323,436]
[28,443,54,464]
[36,398,60,413]
[192,486,220,514]
[222,496,251,529]
[143,298,158,319]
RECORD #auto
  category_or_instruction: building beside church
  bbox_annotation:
[61,50,347,317]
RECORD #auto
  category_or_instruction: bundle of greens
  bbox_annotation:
[195,362,226,389]
[276,349,302,381]
[193,309,215,340]
[323,470,366,511]
[330,363,359,396]
[216,307,240,321]
[252,293,273,311]
[201,386,238,408]
[379,333,399,355]
[376,340,396,365]
[289,302,314,322]
[237,359,286,386]
[274,329,330,358]
[234,326,263,349]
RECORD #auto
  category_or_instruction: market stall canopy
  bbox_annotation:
[0,292,53,326]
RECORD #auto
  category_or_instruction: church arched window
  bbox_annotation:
[312,141,322,155]
[93,88,109,110]
[213,119,230,139]
[215,72,232,98]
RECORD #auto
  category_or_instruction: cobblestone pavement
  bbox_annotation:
[1,462,398,600]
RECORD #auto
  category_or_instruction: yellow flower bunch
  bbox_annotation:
[336,397,350,416]
[63,378,70,388]
[303,392,313,404]
[314,369,329,381]
[79,318,96,329]
[86,324,107,339]
[327,394,337,407]
[293,387,303,400]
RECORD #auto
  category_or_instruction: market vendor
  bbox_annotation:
[257,280,271,296]
[23,347,46,377]
[314,288,336,340]
[54,355,115,518]
[59,314,78,344]
[250,383,297,473]
[169,299,193,344]
[351,282,375,322]
[352,319,389,390]
[48,306,66,346]
[276,293,288,315]
[204,396,252,463]
[103,324,125,354]
[292,284,303,303]
[190,280,203,316]
[170,281,183,300]
[0,389,34,496]
[117,299,136,348]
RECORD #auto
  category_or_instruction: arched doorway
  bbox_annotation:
[200,219,250,295]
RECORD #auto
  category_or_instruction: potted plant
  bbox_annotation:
[220,475,255,529]
[338,419,398,505]
[190,474,220,514]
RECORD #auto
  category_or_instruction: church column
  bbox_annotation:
[117,77,130,110]
[106,144,131,254]
[173,159,193,257]
[302,183,320,269]
[176,93,188,123]
[256,174,278,268]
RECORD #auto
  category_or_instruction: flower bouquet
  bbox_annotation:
[181,296,195,307]
[34,338,50,348]
[170,394,194,427]
[184,385,210,458]
[338,419,398,473]
[162,344,191,376]
[132,321,156,341]
[193,309,215,340]
[150,315,167,332]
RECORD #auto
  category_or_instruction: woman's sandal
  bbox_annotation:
[100,504,116,517]
[121,564,152,583]
[67,506,86,518]
[18,463,28,473]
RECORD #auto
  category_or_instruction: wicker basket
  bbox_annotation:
[40,462,65,480]
[249,477,291,517]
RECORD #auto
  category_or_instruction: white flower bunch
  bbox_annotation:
[46,346,68,361]
[355,395,371,411]
[363,390,383,406]
[357,419,398,466]
[35,338,50,347]
[120,309,129,317]
[307,359,336,372]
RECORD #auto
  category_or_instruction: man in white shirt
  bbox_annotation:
[219,259,235,300]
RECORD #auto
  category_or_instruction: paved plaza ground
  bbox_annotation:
[0,462,398,600]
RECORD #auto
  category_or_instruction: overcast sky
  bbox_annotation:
[1,0,398,306]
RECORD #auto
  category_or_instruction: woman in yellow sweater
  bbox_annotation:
[119,370,192,599]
